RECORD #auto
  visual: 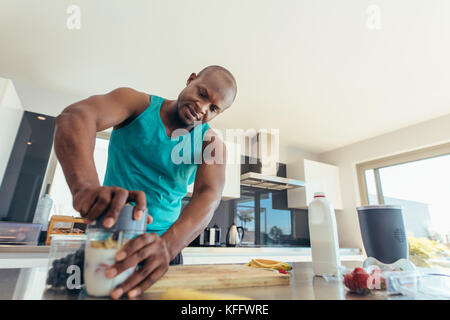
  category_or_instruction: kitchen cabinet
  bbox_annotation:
[186,141,241,200]
[0,78,24,186]
[287,159,343,210]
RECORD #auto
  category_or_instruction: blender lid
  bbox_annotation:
[356,205,403,211]
[89,204,147,232]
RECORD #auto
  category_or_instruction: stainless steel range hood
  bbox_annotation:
[240,172,305,191]
[240,131,306,191]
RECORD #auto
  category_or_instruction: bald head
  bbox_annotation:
[197,65,237,101]
[176,65,237,126]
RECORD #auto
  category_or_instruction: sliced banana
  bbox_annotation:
[90,234,118,249]
[103,234,118,249]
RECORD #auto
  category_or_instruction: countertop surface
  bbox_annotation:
[0,245,363,258]
[0,245,51,253]
[0,245,365,268]
[1,261,399,300]
[0,245,361,253]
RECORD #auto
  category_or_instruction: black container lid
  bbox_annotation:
[88,204,147,233]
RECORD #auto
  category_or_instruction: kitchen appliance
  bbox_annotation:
[203,224,221,246]
[357,205,408,264]
[226,223,244,247]
[240,131,306,191]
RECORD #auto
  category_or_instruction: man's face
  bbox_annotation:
[176,71,235,126]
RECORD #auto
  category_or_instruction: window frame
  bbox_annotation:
[356,142,450,206]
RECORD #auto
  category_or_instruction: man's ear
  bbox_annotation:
[186,73,197,86]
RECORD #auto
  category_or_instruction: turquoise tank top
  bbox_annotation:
[103,95,210,236]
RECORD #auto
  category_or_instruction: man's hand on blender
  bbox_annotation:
[72,185,152,226]
[105,231,171,299]
[73,184,168,299]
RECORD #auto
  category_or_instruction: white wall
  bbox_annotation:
[0,78,24,186]
[12,79,85,117]
[279,144,319,164]
[317,113,450,250]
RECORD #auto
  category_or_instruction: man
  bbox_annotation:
[54,65,237,299]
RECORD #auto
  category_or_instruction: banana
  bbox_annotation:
[160,288,252,300]
[90,234,118,249]
[245,259,292,271]
[103,235,118,249]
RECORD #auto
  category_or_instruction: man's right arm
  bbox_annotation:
[54,87,151,227]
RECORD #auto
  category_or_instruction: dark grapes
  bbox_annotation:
[47,246,86,290]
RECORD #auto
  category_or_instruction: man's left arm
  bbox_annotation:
[161,139,226,261]
[107,132,226,299]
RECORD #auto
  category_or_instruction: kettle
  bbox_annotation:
[226,224,245,247]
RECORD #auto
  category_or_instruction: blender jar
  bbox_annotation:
[84,204,147,297]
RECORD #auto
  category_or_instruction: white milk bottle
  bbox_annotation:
[308,192,341,277]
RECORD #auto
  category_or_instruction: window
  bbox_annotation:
[357,143,450,243]
[234,189,296,246]
[259,193,292,245]
[47,134,110,220]
[236,194,255,245]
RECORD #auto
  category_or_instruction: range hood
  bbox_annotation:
[240,131,306,191]
[240,172,305,191]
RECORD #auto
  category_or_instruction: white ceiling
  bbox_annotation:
[1,0,450,154]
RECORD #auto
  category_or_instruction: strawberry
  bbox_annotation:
[352,267,366,275]
[344,267,378,294]
[344,273,357,291]
[347,267,372,294]
[354,271,371,289]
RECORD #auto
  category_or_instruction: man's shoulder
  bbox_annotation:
[111,87,145,97]
[203,127,223,144]
[109,87,151,130]
[201,127,227,164]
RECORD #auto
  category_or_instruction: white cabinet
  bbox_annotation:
[186,141,241,200]
[287,159,343,210]
[0,78,24,186]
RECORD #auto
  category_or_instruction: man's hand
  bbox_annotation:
[73,185,152,227]
[105,233,171,299]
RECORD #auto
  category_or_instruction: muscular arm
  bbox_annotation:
[54,87,149,194]
[161,130,227,260]
[54,87,150,224]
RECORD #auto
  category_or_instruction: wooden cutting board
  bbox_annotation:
[145,264,290,293]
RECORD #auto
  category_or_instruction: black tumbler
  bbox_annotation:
[356,205,409,264]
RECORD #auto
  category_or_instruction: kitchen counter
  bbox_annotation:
[0,245,365,269]
[181,247,365,264]
[0,245,50,268]
[0,261,397,300]
[0,245,364,268]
